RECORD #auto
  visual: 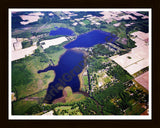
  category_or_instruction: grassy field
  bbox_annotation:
[12,100,38,115]
[54,106,82,115]
[65,93,86,103]
[63,86,86,103]
[12,45,67,115]
[64,86,72,97]
[12,56,53,99]
[82,20,91,25]
[12,46,67,99]
[47,48,66,65]
[30,89,47,98]
[83,76,88,86]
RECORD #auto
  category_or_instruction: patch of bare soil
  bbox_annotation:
[135,71,149,90]
[52,90,67,104]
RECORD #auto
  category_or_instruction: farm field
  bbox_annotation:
[135,71,149,90]
[20,12,44,25]
[110,31,149,75]
[12,45,37,61]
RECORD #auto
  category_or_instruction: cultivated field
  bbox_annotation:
[12,45,37,61]
[20,12,44,25]
[135,71,149,90]
[40,37,68,49]
[110,31,149,75]
[100,11,137,23]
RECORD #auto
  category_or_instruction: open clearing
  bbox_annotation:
[12,45,37,61]
[52,86,86,104]
[110,31,149,75]
[20,12,44,25]
[135,71,149,90]
[40,37,68,49]
[100,11,137,23]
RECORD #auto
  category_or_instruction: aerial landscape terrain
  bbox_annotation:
[10,10,150,116]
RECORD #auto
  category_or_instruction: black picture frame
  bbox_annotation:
[0,0,159,128]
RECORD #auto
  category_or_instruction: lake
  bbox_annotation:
[64,30,118,48]
[39,29,117,103]
[38,50,85,103]
[49,27,75,36]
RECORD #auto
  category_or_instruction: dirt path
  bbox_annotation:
[24,97,41,101]
[14,88,47,102]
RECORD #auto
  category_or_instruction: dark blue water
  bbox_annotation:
[49,27,75,36]
[38,29,118,103]
[64,30,118,48]
[38,50,85,103]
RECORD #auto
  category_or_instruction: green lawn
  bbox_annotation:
[55,106,72,110]
[82,20,91,25]
[103,77,111,84]
[83,76,88,86]
[47,49,66,65]
[54,106,82,115]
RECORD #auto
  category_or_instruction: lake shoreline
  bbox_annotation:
[78,65,87,91]
[77,49,88,91]
[51,48,88,104]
